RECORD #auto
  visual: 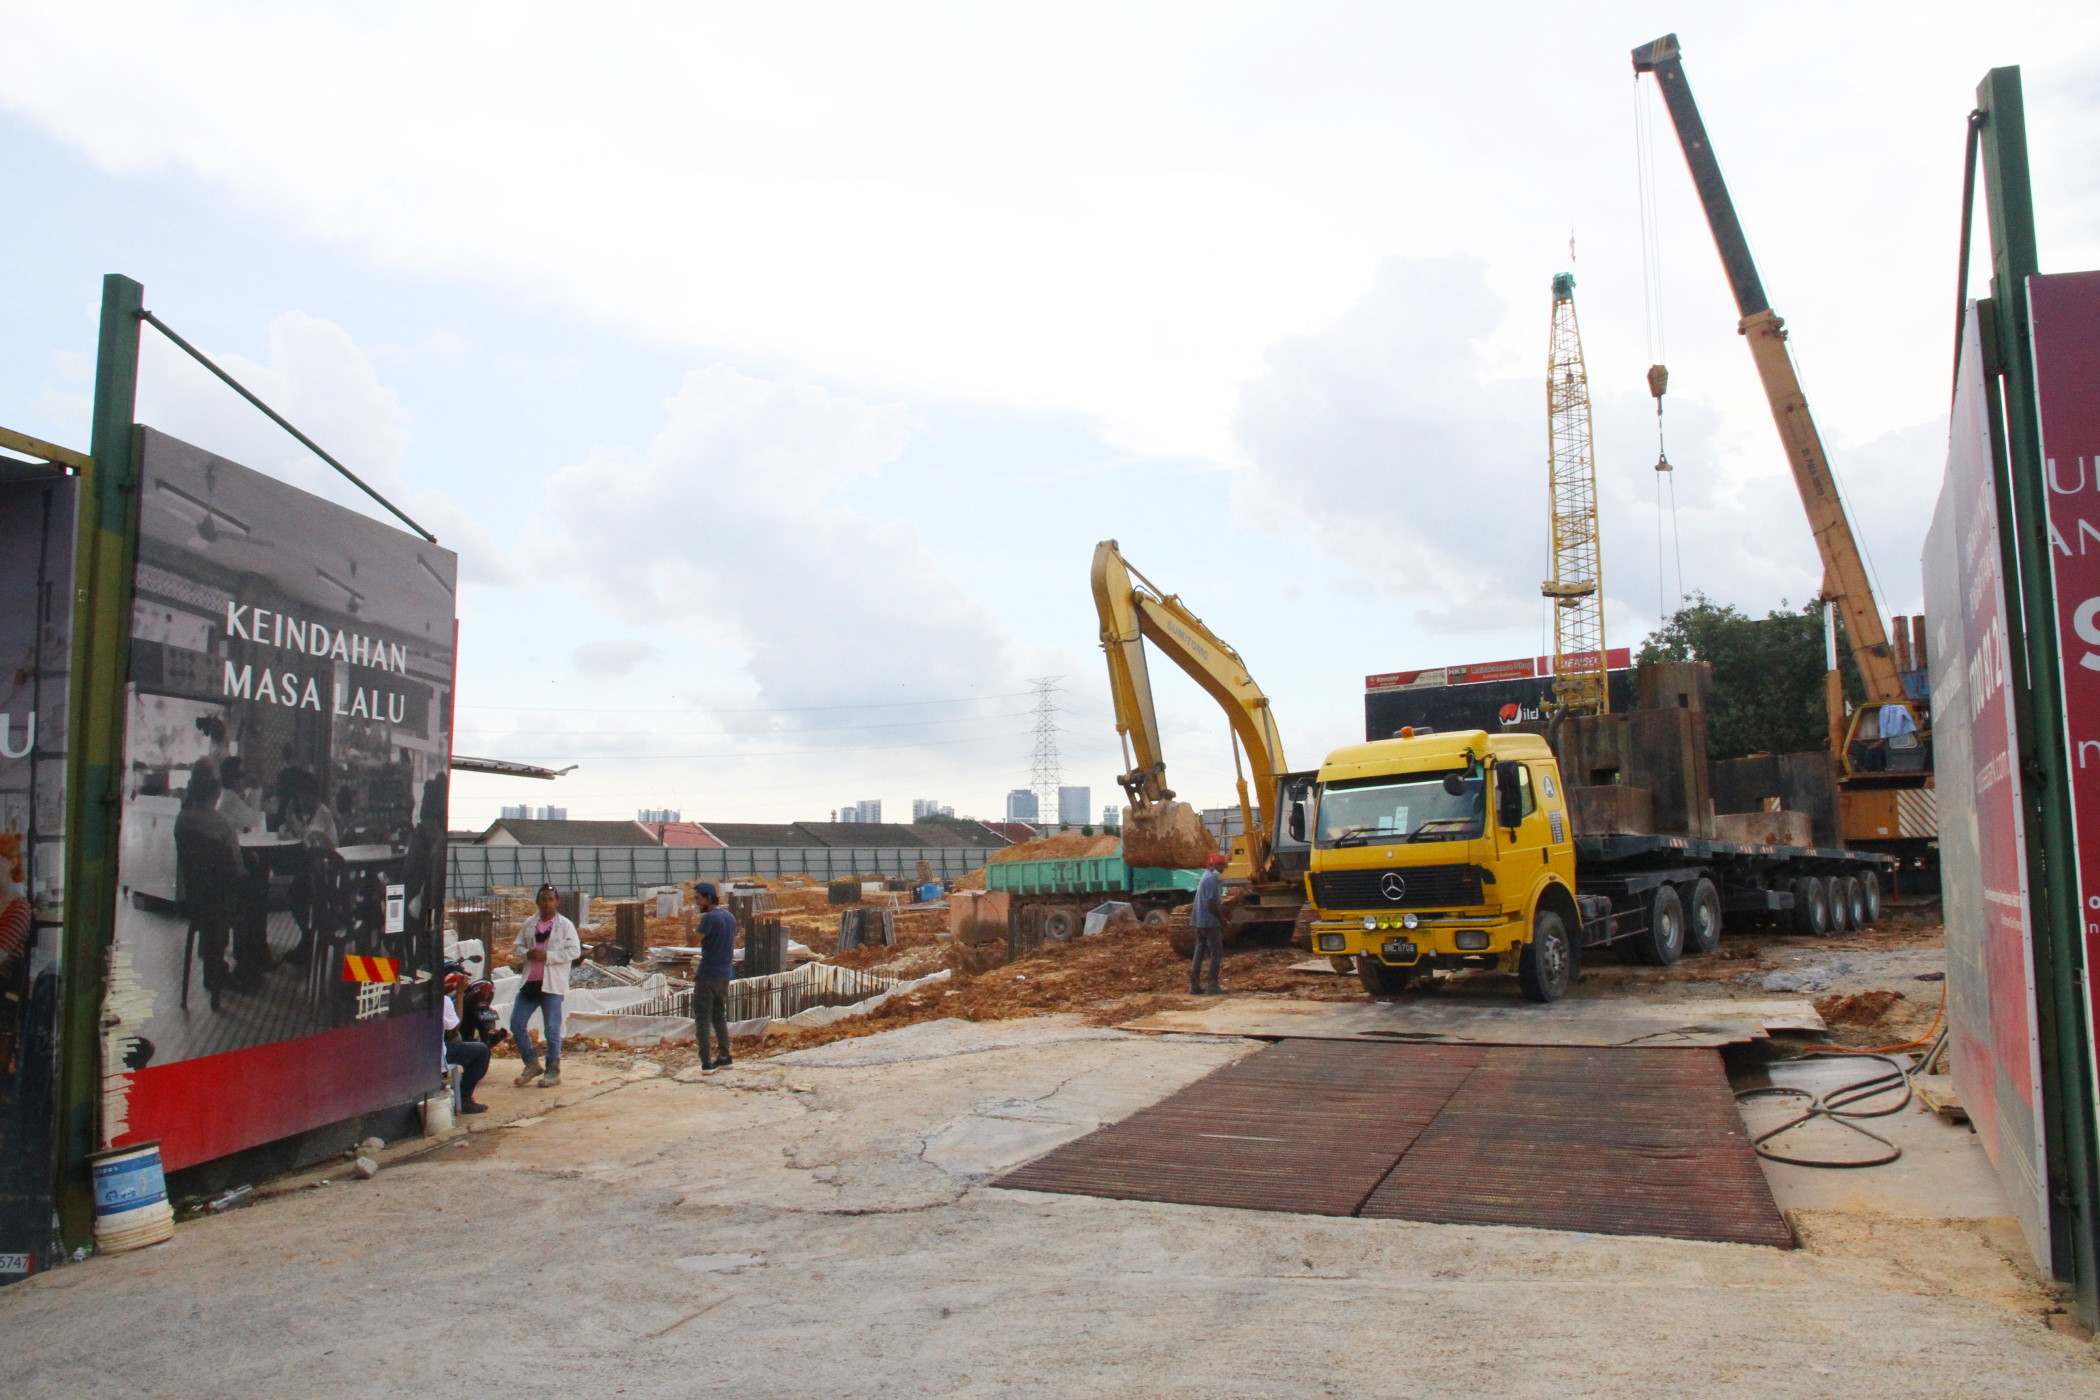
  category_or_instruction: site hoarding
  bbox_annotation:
[102,430,457,1172]
[1923,303,2050,1267]
[0,473,75,1280]
[2031,270,2100,1121]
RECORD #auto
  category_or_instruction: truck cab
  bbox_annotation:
[1300,729,1583,1002]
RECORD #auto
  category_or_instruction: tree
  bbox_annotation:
[1636,594,1862,761]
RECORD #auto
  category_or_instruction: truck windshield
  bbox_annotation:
[1316,771,1484,848]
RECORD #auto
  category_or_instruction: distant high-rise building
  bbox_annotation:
[1057,785,1090,826]
[500,804,530,820]
[1006,789,1039,823]
[911,798,956,821]
[534,806,567,821]
[837,799,880,824]
[637,807,681,823]
[1103,805,1122,829]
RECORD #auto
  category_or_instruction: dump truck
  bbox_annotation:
[1296,728,1897,1002]
[982,841,1200,953]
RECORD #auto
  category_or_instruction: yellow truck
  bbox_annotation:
[1295,728,1896,1002]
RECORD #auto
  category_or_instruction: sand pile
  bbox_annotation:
[989,832,1122,863]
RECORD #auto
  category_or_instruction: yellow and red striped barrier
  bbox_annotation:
[342,955,399,983]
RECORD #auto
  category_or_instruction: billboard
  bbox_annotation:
[1924,302,2048,1267]
[1365,648,1632,692]
[102,430,457,1172]
[2031,270,2100,1121]
[0,473,75,1280]
[1365,669,1638,742]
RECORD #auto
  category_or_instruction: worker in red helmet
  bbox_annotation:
[1188,851,1229,996]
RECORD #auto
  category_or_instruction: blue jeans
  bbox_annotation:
[510,991,564,1066]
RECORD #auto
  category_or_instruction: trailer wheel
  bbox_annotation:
[1856,870,1882,926]
[1823,876,1852,933]
[1519,910,1573,1003]
[1040,907,1077,942]
[1835,876,1864,932]
[1357,956,1416,997]
[1142,907,1169,928]
[1684,878,1723,956]
[1790,877,1831,937]
[1626,885,1684,966]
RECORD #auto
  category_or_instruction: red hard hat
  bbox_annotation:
[1206,852,1228,868]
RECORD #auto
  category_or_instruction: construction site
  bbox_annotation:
[2,19,2099,1400]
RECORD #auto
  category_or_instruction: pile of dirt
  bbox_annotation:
[1814,989,1908,1026]
[754,924,1355,1057]
[988,832,1122,863]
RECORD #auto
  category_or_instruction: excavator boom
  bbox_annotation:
[1633,34,1906,705]
[1091,540,1289,868]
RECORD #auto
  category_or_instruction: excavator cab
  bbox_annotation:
[1273,771,1318,881]
[1840,700,1931,779]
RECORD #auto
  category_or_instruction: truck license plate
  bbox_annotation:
[1380,939,1417,959]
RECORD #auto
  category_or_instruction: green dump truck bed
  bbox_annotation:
[982,842,1200,898]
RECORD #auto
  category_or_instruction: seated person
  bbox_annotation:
[441,965,491,1114]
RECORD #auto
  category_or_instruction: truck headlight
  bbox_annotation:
[1403,913,1419,930]
[1362,916,1377,931]
[1316,933,1346,952]
[1455,930,1490,950]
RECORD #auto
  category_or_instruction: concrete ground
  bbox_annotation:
[2,1015,2093,1399]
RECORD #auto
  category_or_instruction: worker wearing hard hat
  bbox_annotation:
[1189,851,1229,996]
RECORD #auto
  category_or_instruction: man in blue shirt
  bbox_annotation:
[693,882,738,1070]
[1189,851,1228,995]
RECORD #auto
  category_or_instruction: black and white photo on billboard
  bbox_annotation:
[108,429,457,1078]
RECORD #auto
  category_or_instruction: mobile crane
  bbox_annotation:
[1090,540,1314,947]
[1633,34,1935,861]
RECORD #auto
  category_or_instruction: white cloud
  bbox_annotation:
[572,639,660,676]
[134,310,514,585]
[538,364,1022,722]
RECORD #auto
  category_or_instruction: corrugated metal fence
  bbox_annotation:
[446,844,994,901]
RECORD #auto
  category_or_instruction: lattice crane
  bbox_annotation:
[1542,272,1609,715]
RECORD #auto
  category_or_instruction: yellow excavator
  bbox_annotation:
[1091,540,1316,947]
[1634,34,1936,867]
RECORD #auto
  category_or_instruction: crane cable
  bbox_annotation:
[1635,75,1686,620]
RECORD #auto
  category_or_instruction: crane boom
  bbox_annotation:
[1632,33,1905,704]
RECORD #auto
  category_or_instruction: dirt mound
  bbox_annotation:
[1814,989,1907,1025]
[988,832,1123,863]
[1120,800,1216,869]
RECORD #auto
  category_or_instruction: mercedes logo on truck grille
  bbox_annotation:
[1380,872,1407,902]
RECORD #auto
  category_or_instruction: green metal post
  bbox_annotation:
[1978,68,2100,1326]
[55,275,144,1252]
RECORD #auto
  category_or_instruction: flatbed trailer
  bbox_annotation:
[1570,834,1899,950]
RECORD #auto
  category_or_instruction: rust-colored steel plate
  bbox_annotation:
[993,1040,1792,1249]
[995,1039,1483,1215]
[1360,1045,1794,1248]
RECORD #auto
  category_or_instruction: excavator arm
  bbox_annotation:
[1633,34,1906,706]
[1091,540,1289,866]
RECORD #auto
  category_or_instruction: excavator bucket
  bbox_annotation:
[1121,800,1216,869]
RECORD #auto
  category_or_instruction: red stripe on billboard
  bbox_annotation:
[2031,269,2100,1075]
[110,1013,438,1172]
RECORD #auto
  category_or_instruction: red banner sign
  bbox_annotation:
[2033,270,2100,1086]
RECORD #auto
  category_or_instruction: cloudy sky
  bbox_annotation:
[4,3,2098,830]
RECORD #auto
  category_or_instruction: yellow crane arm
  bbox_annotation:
[1634,34,1905,705]
[1090,540,1289,841]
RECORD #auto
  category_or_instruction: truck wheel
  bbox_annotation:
[1856,870,1881,926]
[1518,910,1573,1003]
[1142,907,1169,928]
[1684,878,1723,955]
[1357,956,1416,997]
[1626,885,1684,966]
[1790,877,1830,937]
[1823,876,1852,933]
[1041,908,1076,943]
[1836,876,1864,932]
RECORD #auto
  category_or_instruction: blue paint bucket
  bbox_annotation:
[916,882,942,903]
[86,1141,174,1252]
